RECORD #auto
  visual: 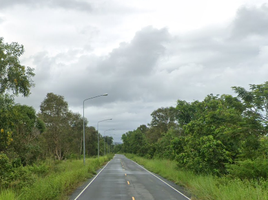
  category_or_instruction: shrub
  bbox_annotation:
[227,158,268,180]
[0,153,13,188]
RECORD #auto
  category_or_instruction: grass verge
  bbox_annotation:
[0,155,113,200]
[125,154,268,200]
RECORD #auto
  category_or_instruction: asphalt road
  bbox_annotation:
[70,154,191,200]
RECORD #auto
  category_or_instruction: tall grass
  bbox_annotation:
[0,155,112,200]
[126,154,268,200]
[0,190,16,200]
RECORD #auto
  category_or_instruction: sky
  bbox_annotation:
[1,0,268,142]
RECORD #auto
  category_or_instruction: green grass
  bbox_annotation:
[0,189,16,200]
[0,155,113,200]
[125,154,268,200]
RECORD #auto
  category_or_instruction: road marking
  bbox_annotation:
[125,173,127,176]
[132,197,135,200]
[127,181,130,185]
[74,161,111,200]
[130,160,191,200]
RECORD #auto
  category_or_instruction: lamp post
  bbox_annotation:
[83,93,108,165]
[97,118,112,158]
[103,129,115,156]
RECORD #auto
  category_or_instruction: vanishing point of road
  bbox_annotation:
[70,154,191,200]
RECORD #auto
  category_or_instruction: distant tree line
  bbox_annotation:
[0,38,112,187]
[119,82,268,179]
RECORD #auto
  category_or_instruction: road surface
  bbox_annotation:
[70,154,191,200]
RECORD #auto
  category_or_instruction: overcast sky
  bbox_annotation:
[1,0,268,142]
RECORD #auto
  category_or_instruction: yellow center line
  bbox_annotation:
[125,173,127,176]
[132,197,135,200]
[127,181,130,185]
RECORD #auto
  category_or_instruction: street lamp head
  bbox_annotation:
[103,93,108,96]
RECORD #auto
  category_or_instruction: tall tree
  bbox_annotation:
[147,107,177,143]
[39,93,69,160]
[0,37,35,153]
[0,37,34,96]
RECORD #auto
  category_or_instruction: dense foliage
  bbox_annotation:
[120,82,268,179]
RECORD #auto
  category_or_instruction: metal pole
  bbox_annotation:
[97,118,112,158]
[83,93,108,165]
[104,137,105,155]
[83,101,85,165]
[97,122,99,158]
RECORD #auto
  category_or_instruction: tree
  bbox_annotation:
[66,112,84,157]
[233,81,268,132]
[150,107,177,130]
[0,37,35,152]
[121,128,147,156]
[176,100,199,126]
[176,94,263,174]
[85,126,98,156]
[154,128,180,159]
[39,93,69,160]
[9,105,45,165]
[0,37,34,96]
[147,107,177,143]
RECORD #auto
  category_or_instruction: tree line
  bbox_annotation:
[0,38,113,187]
[119,83,268,179]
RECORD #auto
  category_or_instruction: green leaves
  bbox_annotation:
[0,94,15,151]
[0,153,13,187]
[233,81,268,122]
[0,37,35,96]
[175,94,264,174]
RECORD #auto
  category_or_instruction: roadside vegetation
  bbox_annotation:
[126,154,268,200]
[118,82,268,199]
[0,37,114,199]
[0,155,112,200]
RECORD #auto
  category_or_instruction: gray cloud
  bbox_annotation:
[98,26,171,76]
[15,26,172,108]
[231,4,268,38]
[0,0,92,11]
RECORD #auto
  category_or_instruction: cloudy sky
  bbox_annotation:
[1,0,268,142]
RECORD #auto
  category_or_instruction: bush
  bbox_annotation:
[28,163,49,176]
[227,158,268,180]
[176,135,229,175]
[9,166,35,189]
[0,153,13,188]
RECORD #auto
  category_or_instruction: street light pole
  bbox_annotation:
[83,93,108,165]
[97,118,112,158]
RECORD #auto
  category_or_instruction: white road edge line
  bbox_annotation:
[74,160,111,200]
[131,159,191,200]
